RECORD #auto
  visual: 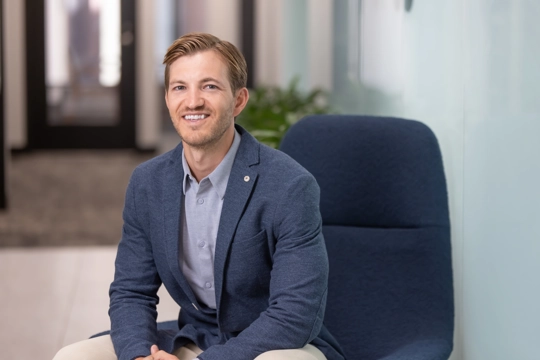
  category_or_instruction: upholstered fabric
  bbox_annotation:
[279,115,454,360]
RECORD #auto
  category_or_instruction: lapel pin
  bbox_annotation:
[244,176,250,182]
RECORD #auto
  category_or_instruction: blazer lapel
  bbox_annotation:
[162,144,198,304]
[214,127,260,309]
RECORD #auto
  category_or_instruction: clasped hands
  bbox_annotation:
[136,345,180,360]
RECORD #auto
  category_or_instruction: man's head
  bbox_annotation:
[163,32,247,94]
[163,33,249,152]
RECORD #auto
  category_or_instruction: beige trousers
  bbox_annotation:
[53,334,327,360]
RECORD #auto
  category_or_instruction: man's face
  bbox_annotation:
[165,50,248,150]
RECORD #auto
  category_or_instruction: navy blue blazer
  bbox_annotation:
[109,126,344,360]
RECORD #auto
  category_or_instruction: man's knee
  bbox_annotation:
[53,343,82,360]
[53,335,117,360]
[254,344,326,360]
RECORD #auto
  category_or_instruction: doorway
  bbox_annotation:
[25,0,136,149]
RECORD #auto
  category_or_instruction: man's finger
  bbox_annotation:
[151,344,159,355]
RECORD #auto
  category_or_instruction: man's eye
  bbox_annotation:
[173,86,185,91]
[205,84,218,89]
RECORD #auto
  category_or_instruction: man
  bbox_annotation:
[54,33,344,360]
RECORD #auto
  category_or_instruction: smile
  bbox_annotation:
[184,114,208,120]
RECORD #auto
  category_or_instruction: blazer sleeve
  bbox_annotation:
[200,173,329,360]
[109,168,161,360]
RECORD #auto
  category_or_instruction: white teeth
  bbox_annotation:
[184,114,207,120]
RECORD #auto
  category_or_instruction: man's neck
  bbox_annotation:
[183,127,235,182]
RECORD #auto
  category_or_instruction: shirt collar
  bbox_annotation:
[181,128,242,199]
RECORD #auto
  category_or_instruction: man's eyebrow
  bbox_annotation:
[169,79,185,86]
[168,78,227,87]
[201,77,226,86]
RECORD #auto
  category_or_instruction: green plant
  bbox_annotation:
[236,77,331,148]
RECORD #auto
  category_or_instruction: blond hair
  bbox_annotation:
[163,32,247,93]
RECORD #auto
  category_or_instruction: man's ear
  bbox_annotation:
[233,87,249,117]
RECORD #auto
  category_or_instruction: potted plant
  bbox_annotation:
[237,77,331,148]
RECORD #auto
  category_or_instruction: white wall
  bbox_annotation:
[205,0,241,46]
[307,0,333,91]
[331,0,540,359]
[255,0,333,91]
[3,0,26,149]
[255,0,284,87]
[136,0,160,150]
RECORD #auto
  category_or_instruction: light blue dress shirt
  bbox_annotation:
[179,130,241,309]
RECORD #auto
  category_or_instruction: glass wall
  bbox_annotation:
[462,2,540,359]
[330,1,540,359]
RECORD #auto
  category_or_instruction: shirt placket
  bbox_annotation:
[195,179,215,303]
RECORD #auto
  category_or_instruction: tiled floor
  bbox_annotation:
[0,246,179,360]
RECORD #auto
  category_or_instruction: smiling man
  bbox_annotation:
[53,33,344,360]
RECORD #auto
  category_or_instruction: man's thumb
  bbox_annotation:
[151,344,159,355]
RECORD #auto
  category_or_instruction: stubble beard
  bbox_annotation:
[174,104,235,151]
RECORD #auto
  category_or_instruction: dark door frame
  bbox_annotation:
[241,0,256,89]
[25,0,136,149]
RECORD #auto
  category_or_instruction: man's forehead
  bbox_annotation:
[168,50,231,84]
[172,49,226,67]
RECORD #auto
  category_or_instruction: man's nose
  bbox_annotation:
[186,89,204,109]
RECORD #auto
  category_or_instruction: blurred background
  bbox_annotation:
[1,0,539,359]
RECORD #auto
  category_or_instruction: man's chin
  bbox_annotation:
[180,135,214,150]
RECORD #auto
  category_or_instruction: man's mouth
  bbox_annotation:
[183,114,208,120]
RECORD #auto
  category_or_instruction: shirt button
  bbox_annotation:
[205,282,212,289]
[198,241,205,248]
[197,198,204,204]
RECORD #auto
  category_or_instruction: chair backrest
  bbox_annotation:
[280,115,454,360]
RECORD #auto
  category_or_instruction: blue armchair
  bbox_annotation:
[279,115,454,360]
